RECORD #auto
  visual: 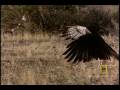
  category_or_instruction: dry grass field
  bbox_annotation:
[1,32,119,85]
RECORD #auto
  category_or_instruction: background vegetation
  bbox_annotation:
[1,5,119,35]
[1,5,119,85]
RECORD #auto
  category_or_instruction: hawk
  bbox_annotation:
[62,25,119,63]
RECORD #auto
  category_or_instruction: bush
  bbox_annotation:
[81,8,113,35]
[1,5,118,35]
[112,10,119,23]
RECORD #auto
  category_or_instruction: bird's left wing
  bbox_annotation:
[63,33,119,63]
[61,25,91,40]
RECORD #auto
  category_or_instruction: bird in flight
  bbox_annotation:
[61,25,119,63]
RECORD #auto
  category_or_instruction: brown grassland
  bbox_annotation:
[1,32,119,85]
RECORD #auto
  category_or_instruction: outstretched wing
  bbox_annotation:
[62,29,119,63]
[61,25,91,40]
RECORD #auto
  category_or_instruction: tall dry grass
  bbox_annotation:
[1,32,119,85]
[1,5,119,85]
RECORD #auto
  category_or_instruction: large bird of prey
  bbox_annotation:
[62,25,119,63]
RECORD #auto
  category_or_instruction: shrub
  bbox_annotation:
[1,5,118,35]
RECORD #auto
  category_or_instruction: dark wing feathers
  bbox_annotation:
[63,33,119,63]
